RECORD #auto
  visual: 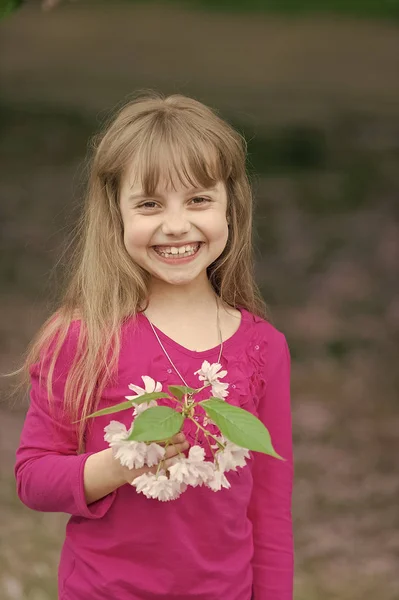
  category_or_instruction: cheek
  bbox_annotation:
[210,220,229,248]
[202,211,227,237]
[123,219,152,249]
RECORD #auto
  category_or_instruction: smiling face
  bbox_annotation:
[119,167,229,289]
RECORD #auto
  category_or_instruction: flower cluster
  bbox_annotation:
[132,442,250,501]
[103,362,251,501]
[194,361,229,399]
[105,422,250,501]
[104,420,165,469]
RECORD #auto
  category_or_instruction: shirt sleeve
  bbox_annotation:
[248,332,294,600]
[15,322,117,519]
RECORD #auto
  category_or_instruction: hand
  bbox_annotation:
[84,434,190,504]
[117,432,190,485]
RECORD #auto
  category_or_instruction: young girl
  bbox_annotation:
[15,93,294,600]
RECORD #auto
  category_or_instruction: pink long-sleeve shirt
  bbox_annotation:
[15,308,294,600]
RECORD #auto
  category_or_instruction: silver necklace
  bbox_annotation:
[143,296,223,389]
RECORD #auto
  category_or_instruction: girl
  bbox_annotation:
[15,93,294,600]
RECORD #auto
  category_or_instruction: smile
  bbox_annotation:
[153,243,201,259]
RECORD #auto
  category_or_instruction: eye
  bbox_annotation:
[138,201,158,209]
[190,196,210,205]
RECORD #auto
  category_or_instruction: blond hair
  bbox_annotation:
[18,92,267,452]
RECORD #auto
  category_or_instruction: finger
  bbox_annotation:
[171,432,186,443]
[164,457,180,469]
[129,464,157,484]
[131,458,175,483]
[165,440,190,459]
[157,432,186,447]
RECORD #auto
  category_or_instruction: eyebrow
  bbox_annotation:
[128,186,218,201]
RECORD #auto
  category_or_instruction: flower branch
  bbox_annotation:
[83,362,284,502]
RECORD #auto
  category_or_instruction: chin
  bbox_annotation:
[158,275,197,286]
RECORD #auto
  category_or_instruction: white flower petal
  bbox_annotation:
[128,383,145,396]
[127,377,162,399]
[132,472,157,498]
[216,440,250,473]
[188,445,205,463]
[168,446,215,487]
[200,360,211,373]
[133,399,158,418]
[155,478,182,502]
[168,455,214,488]
[134,473,183,501]
[112,440,148,469]
[207,362,221,379]
[104,420,129,443]
[141,375,163,394]
[195,361,229,392]
[206,468,231,492]
[168,460,192,484]
[211,380,229,399]
[194,360,210,381]
[141,375,155,393]
[188,462,215,486]
[145,442,166,467]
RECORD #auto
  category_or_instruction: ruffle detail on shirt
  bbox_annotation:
[220,329,267,418]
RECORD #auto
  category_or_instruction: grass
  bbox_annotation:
[115,0,399,20]
[3,0,399,26]
[0,478,65,600]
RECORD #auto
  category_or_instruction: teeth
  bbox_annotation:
[154,243,200,258]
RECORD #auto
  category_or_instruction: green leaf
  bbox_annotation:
[126,391,171,404]
[168,385,197,400]
[0,0,25,20]
[200,398,284,460]
[127,406,184,442]
[76,392,170,422]
[75,400,134,422]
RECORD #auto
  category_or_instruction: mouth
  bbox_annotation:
[152,242,202,259]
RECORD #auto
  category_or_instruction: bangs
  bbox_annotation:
[126,114,232,196]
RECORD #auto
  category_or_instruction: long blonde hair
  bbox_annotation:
[18,91,267,452]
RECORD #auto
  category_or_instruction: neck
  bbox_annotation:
[146,276,218,318]
[144,276,224,362]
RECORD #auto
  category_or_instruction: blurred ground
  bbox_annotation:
[0,2,398,599]
[1,2,399,120]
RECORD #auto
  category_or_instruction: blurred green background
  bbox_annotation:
[1,1,398,599]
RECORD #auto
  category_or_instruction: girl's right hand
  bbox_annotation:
[84,435,189,504]
[117,432,190,485]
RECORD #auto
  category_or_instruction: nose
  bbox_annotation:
[161,209,191,237]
